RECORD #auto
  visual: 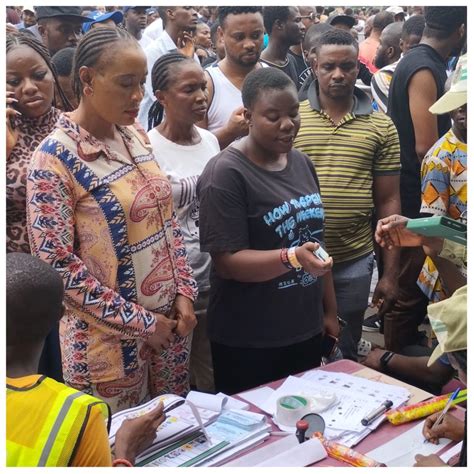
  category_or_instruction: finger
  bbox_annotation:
[155,413,166,426]
[168,319,178,328]
[6,108,21,117]
[148,401,165,419]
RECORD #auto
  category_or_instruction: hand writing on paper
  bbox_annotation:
[413,453,447,467]
[422,412,464,445]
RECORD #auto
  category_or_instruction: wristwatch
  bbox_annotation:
[379,351,395,371]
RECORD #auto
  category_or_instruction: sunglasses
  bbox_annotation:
[301,12,318,21]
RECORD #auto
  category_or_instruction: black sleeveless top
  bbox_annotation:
[387,44,451,218]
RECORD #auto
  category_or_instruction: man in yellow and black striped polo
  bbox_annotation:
[294,28,401,361]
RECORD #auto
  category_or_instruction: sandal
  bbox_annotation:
[357,338,372,357]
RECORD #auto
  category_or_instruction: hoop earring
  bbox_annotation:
[84,85,94,96]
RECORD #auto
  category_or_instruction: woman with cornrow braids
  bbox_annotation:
[7,32,72,254]
[6,32,74,383]
[26,28,198,413]
[148,53,220,392]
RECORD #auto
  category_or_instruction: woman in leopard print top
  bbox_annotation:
[6,33,71,253]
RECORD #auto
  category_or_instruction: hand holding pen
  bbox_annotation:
[423,388,464,444]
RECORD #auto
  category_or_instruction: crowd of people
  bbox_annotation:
[6,5,467,467]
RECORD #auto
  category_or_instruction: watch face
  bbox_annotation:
[301,413,326,439]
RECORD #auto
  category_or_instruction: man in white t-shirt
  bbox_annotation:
[142,16,163,43]
[138,6,199,129]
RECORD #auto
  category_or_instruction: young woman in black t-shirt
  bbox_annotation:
[198,67,340,394]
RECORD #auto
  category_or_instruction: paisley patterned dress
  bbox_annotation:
[26,113,198,413]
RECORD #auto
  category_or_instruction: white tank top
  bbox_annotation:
[206,64,243,133]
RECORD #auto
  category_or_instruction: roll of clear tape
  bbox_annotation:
[275,395,311,427]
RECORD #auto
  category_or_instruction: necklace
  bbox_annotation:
[262,56,290,68]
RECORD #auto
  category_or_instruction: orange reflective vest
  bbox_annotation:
[7,375,110,467]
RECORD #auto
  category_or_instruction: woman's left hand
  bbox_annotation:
[171,295,197,337]
[413,454,447,467]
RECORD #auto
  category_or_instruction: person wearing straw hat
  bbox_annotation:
[372,213,467,467]
[413,285,467,467]
[417,54,467,304]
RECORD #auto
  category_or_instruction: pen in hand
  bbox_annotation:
[424,388,461,444]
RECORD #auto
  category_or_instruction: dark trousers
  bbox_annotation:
[383,246,428,353]
[211,333,323,395]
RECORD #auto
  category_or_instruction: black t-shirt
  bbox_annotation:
[289,49,309,86]
[197,146,325,348]
[261,54,301,90]
[387,44,451,218]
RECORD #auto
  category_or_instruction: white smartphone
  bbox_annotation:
[313,245,329,261]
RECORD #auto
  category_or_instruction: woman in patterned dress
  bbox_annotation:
[26,28,198,413]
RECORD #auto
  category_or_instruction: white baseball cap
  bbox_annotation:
[22,5,35,14]
[386,6,404,16]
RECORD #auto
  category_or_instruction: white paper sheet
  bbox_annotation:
[255,437,327,467]
[216,392,250,411]
[239,386,275,411]
[205,433,270,466]
[186,390,227,412]
[440,441,463,463]
[225,433,300,466]
[366,420,451,466]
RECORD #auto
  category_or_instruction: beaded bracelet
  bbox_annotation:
[287,247,302,270]
[112,458,133,467]
[280,247,293,270]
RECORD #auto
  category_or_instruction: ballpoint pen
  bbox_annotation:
[424,387,461,443]
[361,400,393,426]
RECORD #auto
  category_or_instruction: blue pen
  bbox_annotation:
[424,388,461,443]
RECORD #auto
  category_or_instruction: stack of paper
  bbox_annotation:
[135,409,271,467]
[241,371,411,447]
[109,391,225,460]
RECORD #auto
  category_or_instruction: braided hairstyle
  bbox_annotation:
[6,32,72,112]
[147,52,195,131]
[72,27,137,102]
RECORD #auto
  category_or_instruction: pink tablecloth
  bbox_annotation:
[233,359,464,467]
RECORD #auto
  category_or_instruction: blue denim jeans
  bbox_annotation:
[332,253,374,361]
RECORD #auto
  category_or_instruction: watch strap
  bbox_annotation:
[380,351,395,370]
